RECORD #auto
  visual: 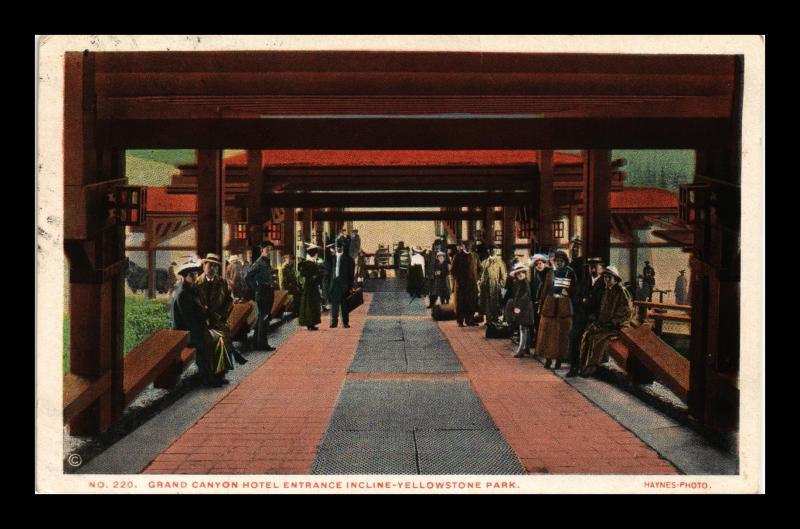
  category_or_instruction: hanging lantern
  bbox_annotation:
[268,222,282,242]
[109,186,147,226]
[552,219,565,240]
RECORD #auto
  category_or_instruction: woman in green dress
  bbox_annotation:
[298,243,323,330]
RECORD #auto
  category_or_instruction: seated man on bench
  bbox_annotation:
[578,265,636,378]
[170,260,219,387]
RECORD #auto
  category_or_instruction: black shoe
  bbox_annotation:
[307,326,318,331]
[203,377,223,388]
[457,322,464,327]
[330,323,338,328]
[218,377,230,385]
[263,344,276,351]
[544,359,552,369]
[513,350,525,358]
[343,323,350,328]
[233,350,248,365]
[566,369,579,378]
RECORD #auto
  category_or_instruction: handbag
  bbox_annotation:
[485,321,513,339]
[344,287,364,313]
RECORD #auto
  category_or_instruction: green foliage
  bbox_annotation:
[612,150,695,191]
[126,150,197,166]
[123,296,172,354]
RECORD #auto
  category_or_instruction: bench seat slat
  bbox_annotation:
[620,324,690,402]
[123,329,188,404]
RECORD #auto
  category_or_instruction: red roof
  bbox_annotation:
[222,150,583,167]
[146,187,197,213]
[610,187,678,210]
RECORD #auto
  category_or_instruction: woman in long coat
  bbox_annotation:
[428,251,451,307]
[479,246,507,325]
[406,246,426,299]
[451,241,480,326]
[504,263,536,358]
[535,250,577,369]
[298,244,322,330]
[579,266,635,377]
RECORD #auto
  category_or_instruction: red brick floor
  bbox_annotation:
[437,321,678,475]
[142,294,372,475]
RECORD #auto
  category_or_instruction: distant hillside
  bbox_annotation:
[125,155,179,187]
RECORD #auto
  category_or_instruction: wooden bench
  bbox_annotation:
[124,329,188,404]
[229,301,255,339]
[618,323,690,403]
[647,310,692,335]
[608,335,655,386]
[63,371,112,425]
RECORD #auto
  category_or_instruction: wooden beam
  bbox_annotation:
[256,191,536,208]
[101,117,733,150]
[581,150,612,265]
[196,150,224,259]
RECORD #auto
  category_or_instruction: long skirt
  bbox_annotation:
[535,296,572,360]
[579,324,619,371]
[407,265,425,298]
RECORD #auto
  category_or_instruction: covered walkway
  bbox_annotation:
[117,278,736,475]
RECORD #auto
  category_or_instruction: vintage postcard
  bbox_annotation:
[35,35,764,494]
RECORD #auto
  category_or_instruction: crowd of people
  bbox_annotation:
[407,238,638,379]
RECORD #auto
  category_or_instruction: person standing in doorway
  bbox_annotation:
[328,237,355,328]
[246,242,276,352]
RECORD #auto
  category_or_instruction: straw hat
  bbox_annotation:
[201,253,222,266]
[530,253,548,265]
[509,262,529,278]
[304,241,321,251]
[176,260,202,276]
[411,245,423,253]
[227,255,241,263]
[603,265,622,281]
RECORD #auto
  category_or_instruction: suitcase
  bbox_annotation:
[344,288,364,313]
[431,303,456,321]
[485,321,513,339]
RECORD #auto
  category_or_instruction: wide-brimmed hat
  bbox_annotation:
[176,260,202,276]
[509,263,529,278]
[411,245,423,253]
[436,251,446,257]
[304,241,321,251]
[553,250,570,265]
[227,255,241,263]
[603,265,622,281]
[530,253,548,265]
[201,253,222,266]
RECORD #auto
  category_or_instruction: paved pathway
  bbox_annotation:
[140,277,708,475]
[437,322,677,474]
[143,297,370,474]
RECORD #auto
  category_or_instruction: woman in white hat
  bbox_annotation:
[297,242,323,330]
[504,263,536,358]
[195,253,239,383]
[578,265,635,377]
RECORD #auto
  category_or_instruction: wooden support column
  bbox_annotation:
[567,203,577,244]
[502,206,516,262]
[63,53,127,435]
[301,208,311,245]
[628,240,639,296]
[538,150,555,252]
[581,150,612,265]
[283,208,295,257]
[247,150,264,254]
[197,150,224,260]
[466,207,476,241]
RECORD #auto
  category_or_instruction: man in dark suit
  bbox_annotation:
[246,242,277,352]
[566,257,606,378]
[327,237,355,328]
[170,261,219,387]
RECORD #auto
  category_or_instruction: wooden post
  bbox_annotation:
[581,150,611,266]
[628,237,639,298]
[567,203,576,245]
[283,208,295,257]
[539,150,555,251]
[502,206,516,262]
[247,150,264,254]
[197,150,224,259]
